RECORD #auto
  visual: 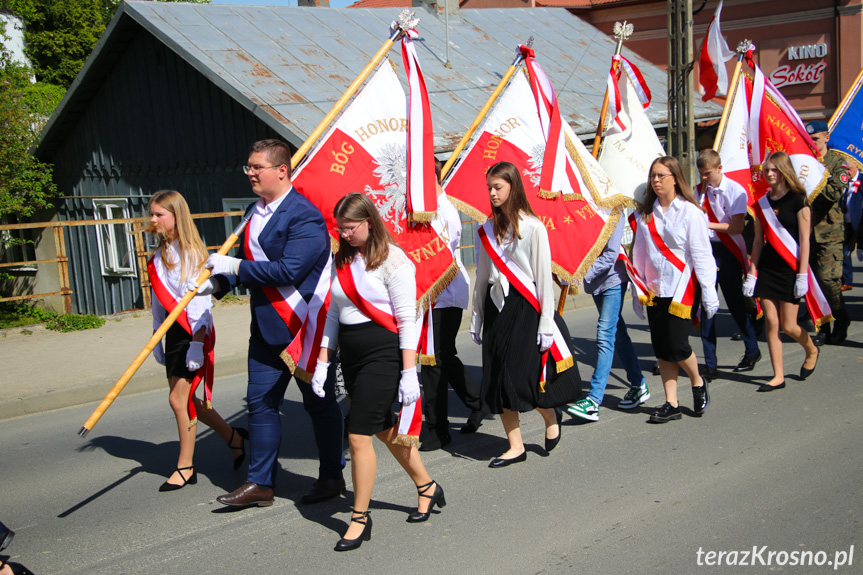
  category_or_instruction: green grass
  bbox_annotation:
[45,314,105,332]
[0,302,58,329]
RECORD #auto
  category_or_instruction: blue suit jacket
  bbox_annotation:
[217,188,330,351]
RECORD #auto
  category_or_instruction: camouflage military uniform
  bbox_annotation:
[810,150,849,334]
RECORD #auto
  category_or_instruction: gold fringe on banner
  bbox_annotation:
[392,433,419,448]
[416,259,460,316]
[447,196,489,227]
[833,150,863,172]
[408,211,436,224]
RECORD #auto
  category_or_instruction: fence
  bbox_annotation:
[0,211,244,314]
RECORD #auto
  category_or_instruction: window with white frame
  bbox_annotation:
[93,199,136,276]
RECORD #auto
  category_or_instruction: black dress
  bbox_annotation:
[481,287,582,413]
[754,192,806,303]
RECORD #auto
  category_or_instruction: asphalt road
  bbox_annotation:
[2,296,862,575]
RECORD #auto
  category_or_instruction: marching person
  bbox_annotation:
[470,161,581,467]
[840,161,862,291]
[420,158,486,451]
[805,120,850,344]
[145,190,246,491]
[632,156,719,423]
[566,215,649,422]
[203,139,345,508]
[695,149,761,382]
[743,152,820,391]
[313,193,445,552]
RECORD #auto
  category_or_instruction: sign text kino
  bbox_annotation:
[770,43,828,89]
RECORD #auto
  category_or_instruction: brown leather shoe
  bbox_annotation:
[216,482,274,507]
[300,478,346,504]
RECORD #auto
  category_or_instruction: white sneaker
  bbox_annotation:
[618,382,650,409]
[565,398,599,421]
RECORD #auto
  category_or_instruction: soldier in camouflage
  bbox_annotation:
[806,120,851,345]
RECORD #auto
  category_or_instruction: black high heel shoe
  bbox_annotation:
[334,510,372,552]
[407,480,446,523]
[229,427,249,470]
[159,465,197,492]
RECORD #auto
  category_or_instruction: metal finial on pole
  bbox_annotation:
[396,9,420,30]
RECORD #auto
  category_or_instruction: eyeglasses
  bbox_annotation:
[650,173,674,181]
[333,220,368,237]
[242,164,281,175]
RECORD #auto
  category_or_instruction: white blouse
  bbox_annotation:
[631,197,719,308]
[321,245,417,351]
[151,241,212,334]
[434,193,470,310]
[470,213,554,335]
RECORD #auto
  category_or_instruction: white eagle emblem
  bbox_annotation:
[522,143,545,189]
[364,143,408,233]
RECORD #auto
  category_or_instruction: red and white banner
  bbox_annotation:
[698,0,735,101]
[606,55,651,138]
[477,222,574,386]
[399,25,437,223]
[751,194,832,327]
[292,63,455,373]
[443,66,625,287]
[599,62,664,206]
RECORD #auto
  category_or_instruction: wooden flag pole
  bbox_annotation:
[440,39,532,179]
[591,21,632,160]
[78,13,419,438]
[711,41,750,151]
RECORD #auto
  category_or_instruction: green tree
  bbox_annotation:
[0,22,60,219]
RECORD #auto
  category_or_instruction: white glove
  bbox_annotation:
[632,298,645,320]
[857,249,862,262]
[186,341,204,371]
[742,273,757,297]
[193,278,219,296]
[470,330,482,345]
[537,332,553,352]
[153,341,165,366]
[794,273,809,299]
[703,299,720,320]
[398,366,421,406]
[311,359,329,398]
[205,254,241,277]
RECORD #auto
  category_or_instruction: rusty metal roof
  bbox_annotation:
[37,1,721,157]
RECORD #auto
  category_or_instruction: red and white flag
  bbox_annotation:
[605,55,652,138]
[292,62,456,369]
[698,0,735,101]
[444,64,626,287]
[599,60,664,206]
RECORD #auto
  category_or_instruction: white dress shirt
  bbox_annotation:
[632,196,718,308]
[434,193,470,310]
[151,241,213,334]
[698,175,748,242]
[247,188,291,254]
[321,246,417,351]
[470,214,554,335]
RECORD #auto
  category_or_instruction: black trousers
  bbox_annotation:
[421,307,482,434]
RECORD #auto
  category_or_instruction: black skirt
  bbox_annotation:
[338,321,401,435]
[646,297,694,362]
[481,286,582,413]
[754,247,800,303]
[164,321,196,380]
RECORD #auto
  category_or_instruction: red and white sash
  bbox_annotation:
[477,221,574,390]
[699,184,750,274]
[751,194,833,328]
[645,215,698,320]
[336,257,423,448]
[619,212,653,305]
[244,224,331,383]
[147,253,214,427]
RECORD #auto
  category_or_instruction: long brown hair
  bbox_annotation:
[486,161,538,243]
[333,193,398,271]
[141,190,208,284]
[763,151,808,197]
[639,156,702,221]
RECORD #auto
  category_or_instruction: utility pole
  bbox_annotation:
[667,0,696,182]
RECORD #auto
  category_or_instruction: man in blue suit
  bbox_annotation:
[205,139,345,508]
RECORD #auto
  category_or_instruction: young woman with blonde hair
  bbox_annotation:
[145,190,247,491]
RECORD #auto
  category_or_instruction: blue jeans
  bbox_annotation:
[701,242,759,369]
[246,337,345,488]
[588,284,645,404]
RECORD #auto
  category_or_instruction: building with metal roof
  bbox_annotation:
[32,1,720,315]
